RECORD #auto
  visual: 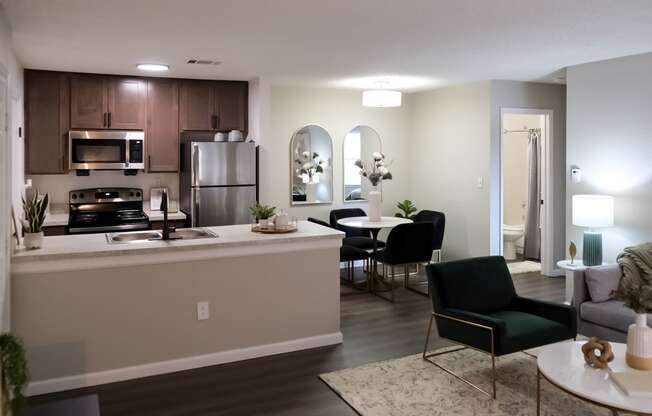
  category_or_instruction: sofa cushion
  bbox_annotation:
[488,310,574,354]
[580,300,646,333]
[585,264,622,302]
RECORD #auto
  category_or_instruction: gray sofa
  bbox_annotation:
[573,266,646,343]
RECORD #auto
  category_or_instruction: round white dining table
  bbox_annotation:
[337,216,412,300]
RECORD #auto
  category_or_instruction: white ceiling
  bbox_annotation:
[3,0,652,91]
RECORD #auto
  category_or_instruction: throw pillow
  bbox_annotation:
[585,264,622,302]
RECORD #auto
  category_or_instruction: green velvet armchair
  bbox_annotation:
[423,256,577,398]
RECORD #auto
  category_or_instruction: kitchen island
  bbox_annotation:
[11,221,344,395]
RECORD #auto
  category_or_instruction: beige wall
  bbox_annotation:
[408,82,492,259]
[13,247,340,382]
[263,86,413,222]
[567,52,652,262]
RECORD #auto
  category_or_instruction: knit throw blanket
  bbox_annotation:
[617,242,652,290]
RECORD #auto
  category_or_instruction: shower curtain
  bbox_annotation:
[523,129,541,260]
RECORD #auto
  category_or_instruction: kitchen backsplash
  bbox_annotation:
[27,172,180,208]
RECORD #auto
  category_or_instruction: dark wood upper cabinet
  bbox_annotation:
[25,70,70,174]
[146,79,179,172]
[180,80,248,133]
[216,81,248,132]
[107,77,146,130]
[179,80,215,131]
[70,74,106,129]
[70,74,145,130]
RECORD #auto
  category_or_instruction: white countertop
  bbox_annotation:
[42,205,186,227]
[12,221,344,274]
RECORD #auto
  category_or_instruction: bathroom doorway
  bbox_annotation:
[500,108,554,275]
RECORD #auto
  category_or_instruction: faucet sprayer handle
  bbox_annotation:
[160,190,168,211]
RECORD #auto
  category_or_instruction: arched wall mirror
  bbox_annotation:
[290,125,333,205]
[343,125,382,202]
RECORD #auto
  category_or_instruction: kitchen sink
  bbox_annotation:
[106,228,217,244]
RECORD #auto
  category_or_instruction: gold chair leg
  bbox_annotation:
[422,313,497,399]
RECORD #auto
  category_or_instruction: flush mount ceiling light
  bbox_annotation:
[137,64,169,72]
[362,82,402,107]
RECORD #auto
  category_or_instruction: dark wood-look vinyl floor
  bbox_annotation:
[29,270,564,416]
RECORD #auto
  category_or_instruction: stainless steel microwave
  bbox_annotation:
[69,130,145,170]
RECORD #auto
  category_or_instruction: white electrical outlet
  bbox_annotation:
[197,301,210,320]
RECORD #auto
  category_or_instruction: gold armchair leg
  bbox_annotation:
[422,314,497,399]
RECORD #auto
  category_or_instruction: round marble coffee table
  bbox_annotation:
[537,341,652,415]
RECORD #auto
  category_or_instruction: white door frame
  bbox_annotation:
[499,107,556,276]
[0,66,9,331]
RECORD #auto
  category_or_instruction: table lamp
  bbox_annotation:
[572,195,614,266]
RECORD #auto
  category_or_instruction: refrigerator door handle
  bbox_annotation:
[192,143,200,186]
[192,189,200,228]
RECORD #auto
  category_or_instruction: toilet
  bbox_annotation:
[503,224,524,260]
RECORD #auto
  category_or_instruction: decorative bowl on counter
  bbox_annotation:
[251,217,298,234]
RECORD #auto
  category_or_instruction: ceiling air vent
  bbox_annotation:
[187,59,221,65]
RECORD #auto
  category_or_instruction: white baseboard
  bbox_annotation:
[27,332,343,397]
[546,268,564,277]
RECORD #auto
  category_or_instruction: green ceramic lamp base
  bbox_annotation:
[582,231,603,266]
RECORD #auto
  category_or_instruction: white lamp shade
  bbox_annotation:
[362,90,402,107]
[572,194,614,227]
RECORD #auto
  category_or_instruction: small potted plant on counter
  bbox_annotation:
[21,192,49,250]
[0,333,29,415]
[250,202,276,228]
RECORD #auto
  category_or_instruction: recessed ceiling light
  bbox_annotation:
[137,64,169,72]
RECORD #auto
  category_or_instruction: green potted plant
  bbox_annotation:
[395,199,417,220]
[0,334,29,415]
[249,202,276,228]
[21,192,49,250]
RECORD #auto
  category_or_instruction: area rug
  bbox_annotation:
[320,347,608,416]
[507,260,541,275]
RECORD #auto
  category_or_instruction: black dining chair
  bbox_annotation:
[413,210,446,263]
[370,222,434,302]
[307,217,370,285]
[329,208,385,251]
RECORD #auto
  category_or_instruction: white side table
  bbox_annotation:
[557,259,608,304]
[537,341,652,415]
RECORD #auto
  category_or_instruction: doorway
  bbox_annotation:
[0,68,8,330]
[500,108,555,276]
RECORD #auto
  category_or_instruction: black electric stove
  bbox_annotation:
[68,188,149,234]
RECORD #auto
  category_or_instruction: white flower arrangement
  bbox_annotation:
[295,151,326,183]
[355,152,392,187]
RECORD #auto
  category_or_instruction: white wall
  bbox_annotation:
[567,52,652,262]
[0,3,24,331]
[263,86,412,222]
[408,82,492,259]
[490,81,566,270]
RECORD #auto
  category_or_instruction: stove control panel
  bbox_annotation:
[69,188,143,204]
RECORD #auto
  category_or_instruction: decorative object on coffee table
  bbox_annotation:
[569,241,577,264]
[612,278,652,370]
[355,152,392,221]
[581,337,614,369]
[572,194,614,266]
[21,191,49,250]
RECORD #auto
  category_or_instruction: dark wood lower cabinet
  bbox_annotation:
[42,226,68,236]
[150,219,188,230]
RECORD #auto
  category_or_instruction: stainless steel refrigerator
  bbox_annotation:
[180,141,257,226]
